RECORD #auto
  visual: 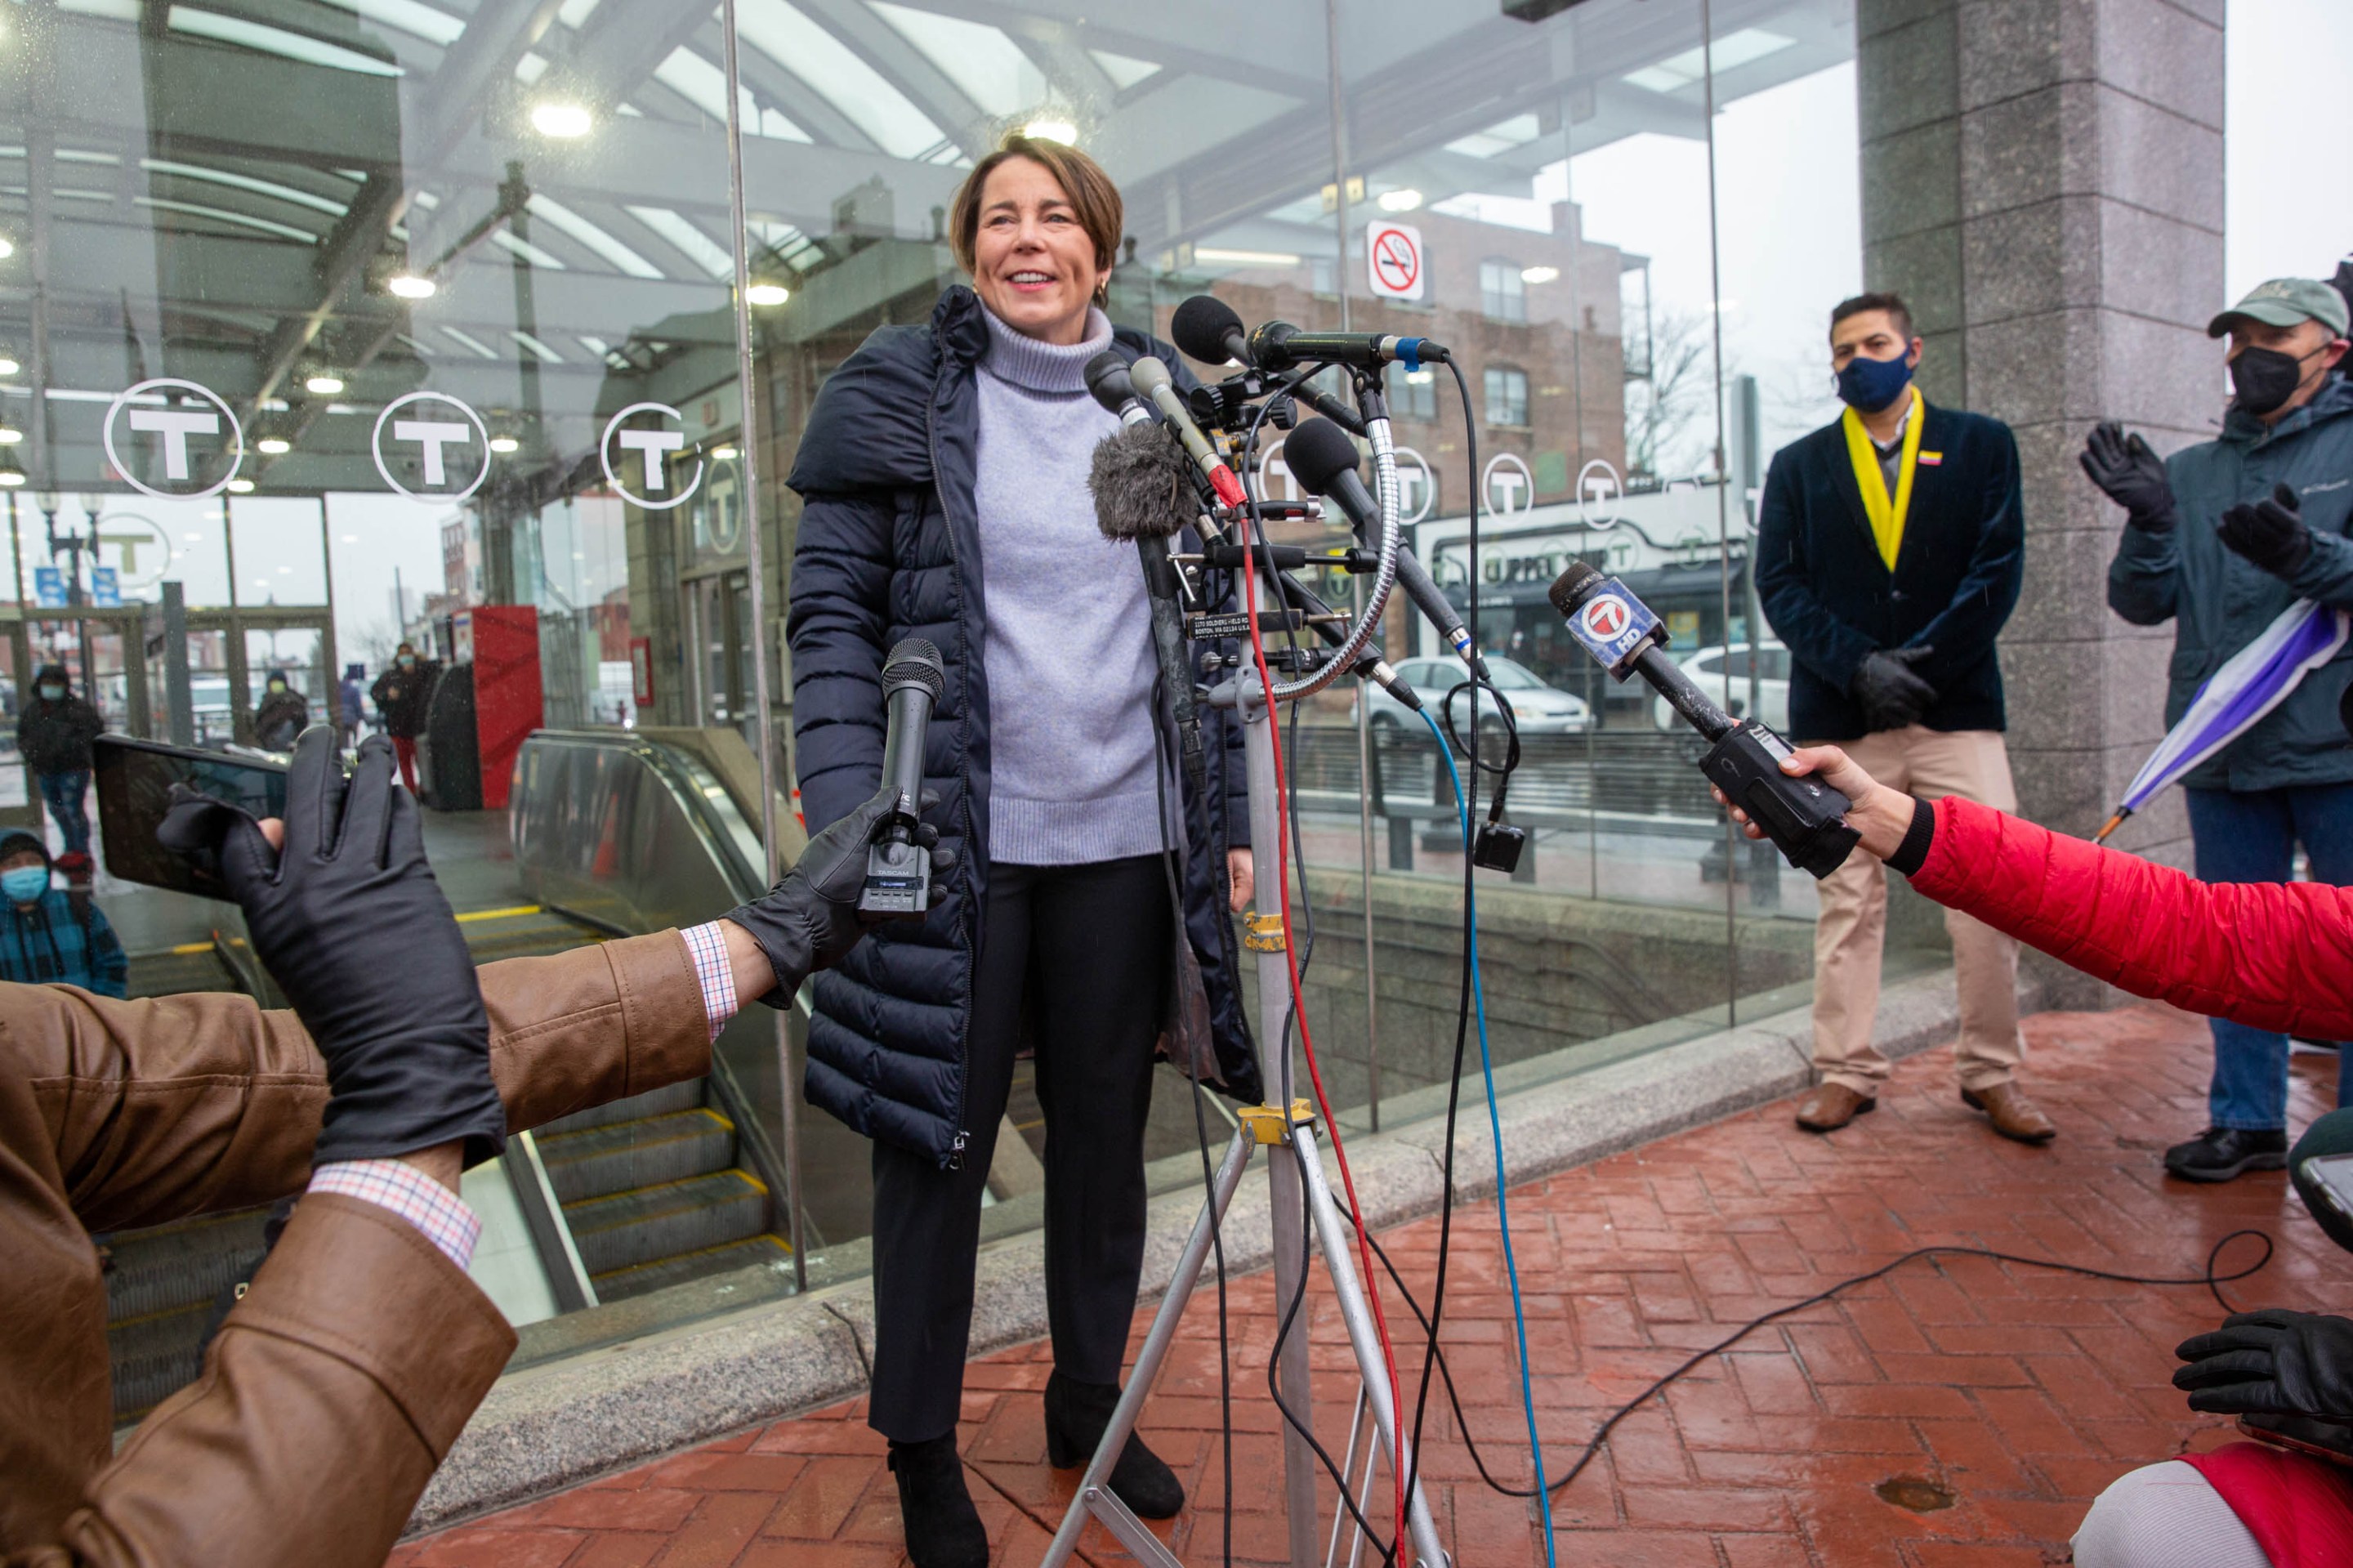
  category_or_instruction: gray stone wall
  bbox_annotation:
[1858,0,2225,1003]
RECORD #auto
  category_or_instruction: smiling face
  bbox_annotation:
[969,155,1105,346]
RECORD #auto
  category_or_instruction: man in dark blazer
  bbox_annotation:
[1755,291,2043,1141]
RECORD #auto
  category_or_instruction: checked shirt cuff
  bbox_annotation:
[308,1159,483,1271]
[682,921,742,1040]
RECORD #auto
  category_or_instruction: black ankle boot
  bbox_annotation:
[886,1433,989,1568]
[1043,1370,1185,1520]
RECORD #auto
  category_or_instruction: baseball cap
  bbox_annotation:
[2208,277,2351,339]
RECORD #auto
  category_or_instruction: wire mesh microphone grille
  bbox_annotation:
[882,637,945,701]
[1547,561,1605,619]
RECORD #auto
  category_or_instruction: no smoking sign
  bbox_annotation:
[1366,221,1423,302]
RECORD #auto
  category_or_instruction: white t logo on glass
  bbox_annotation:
[392,421,472,486]
[126,409,219,480]
[617,427,685,492]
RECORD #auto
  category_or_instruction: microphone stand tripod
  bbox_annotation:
[1039,413,1450,1568]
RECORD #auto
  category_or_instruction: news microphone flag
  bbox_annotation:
[2095,598,2352,842]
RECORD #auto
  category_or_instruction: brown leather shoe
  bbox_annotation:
[1795,1082,1876,1132]
[1962,1082,2056,1144]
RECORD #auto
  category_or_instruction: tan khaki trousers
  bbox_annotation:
[1808,725,2024,1095]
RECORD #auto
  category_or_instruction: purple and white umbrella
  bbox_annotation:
[2096,600,2352,842]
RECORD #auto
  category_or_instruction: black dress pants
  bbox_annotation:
[867,855,1173,1443]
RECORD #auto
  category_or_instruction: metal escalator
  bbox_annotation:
[507,730,810,1308]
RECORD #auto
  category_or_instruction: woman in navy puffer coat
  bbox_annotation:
[784,136,1258,1568]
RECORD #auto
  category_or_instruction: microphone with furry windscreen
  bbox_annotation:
[1091,419,1210,793]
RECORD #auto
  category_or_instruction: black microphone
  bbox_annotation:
[1282,417,1485,679]
[860,638,943,916]
[1168,295,1368,435]
[1084,350,1157,427]
[1171,294,1253,368]
[1090,420,1209,793]
[1546,563,1858,878]
[1248,319,1449,373]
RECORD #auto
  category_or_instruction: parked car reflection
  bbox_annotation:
[1650,642,1791,732]
[1364,655,1592,735]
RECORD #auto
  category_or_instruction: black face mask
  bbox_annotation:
[2231,344,2323,418]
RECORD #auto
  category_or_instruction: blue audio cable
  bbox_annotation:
[1418,704,1557,1567]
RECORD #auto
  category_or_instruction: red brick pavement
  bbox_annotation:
[395,1007,2350,1566]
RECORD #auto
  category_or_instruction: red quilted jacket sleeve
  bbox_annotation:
[1909,796,2353,1040]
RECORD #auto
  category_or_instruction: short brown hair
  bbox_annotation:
[949,135,1123,297]
[1831,291,1914,342]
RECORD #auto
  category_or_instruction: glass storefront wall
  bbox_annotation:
[2,0,1886,1383]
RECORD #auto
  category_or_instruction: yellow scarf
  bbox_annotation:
[1841,388,1925,572]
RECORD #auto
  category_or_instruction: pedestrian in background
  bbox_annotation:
[337,662,366,751]
[16,663,103,881]
[0,829,124,997]
[1753,290,2044,1144]
[253,672,309,752]
[368,643,433,792]
[2096,276,2353,1183]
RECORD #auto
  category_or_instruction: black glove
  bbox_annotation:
[159,728,506,1168]
[1850,646,1938,732]
[2079,421,2176,530]
[722,783,955,1008]
[2218,483,2314,579]
[2175,1309,2353,1423]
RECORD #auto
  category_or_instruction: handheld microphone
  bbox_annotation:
[1084,350,1157,427]
[1090,421,1209,793]
[861,639,943,916]
[1282,417,1486,679]
[1546,563,1858,878]
[1248,319,1449,374]
[1128,356,1248,510]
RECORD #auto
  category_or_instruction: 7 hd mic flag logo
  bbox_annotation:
[1566,579,1663,679]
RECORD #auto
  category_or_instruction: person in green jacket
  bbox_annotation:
[2092,275,2353,1183]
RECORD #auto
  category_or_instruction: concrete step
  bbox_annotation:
[538,1079,705,1138]
[592,1234,793,1304]
[562,1169,769,1277]
[538,1107,736,1204]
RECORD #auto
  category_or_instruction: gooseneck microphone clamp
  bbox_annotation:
[1547,562,1859,878]
[1281,417,1488,681]
[1088,418,1210,794]
[859,638,944,915]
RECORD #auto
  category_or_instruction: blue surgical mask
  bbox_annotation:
[38,684,63,701]
[2,865,50,903]
[1836,351,1914,414]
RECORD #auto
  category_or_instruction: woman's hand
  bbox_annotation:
[1227,847,1254,914]
[1710,744,1917,862]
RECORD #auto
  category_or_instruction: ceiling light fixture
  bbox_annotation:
[489,436,520,453]
[257,437,292,454]
[304,373,344,395]
[0,358,17,377]
[1520,265,1560,284]
[387,272,435,299]
[712,444,739,461]
[1021,118,1078,145]
[0,427,20,445]
[0,467,22,489]
[1377,188,1423,212]
[226,477,256,494]
[744,282,789,307]
[531,100,592,138]
[0,238,14,260]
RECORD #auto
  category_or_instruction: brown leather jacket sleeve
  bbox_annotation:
[11,1196,516,1568]
[0,931,712,1563]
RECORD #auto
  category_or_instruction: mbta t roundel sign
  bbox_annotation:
[1580,595,1632,641]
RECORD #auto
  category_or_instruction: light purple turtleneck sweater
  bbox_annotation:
[974,304,1165,866]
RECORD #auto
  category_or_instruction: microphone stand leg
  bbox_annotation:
[1297,1122,1449,1567]
[1038,1123,1255,1568]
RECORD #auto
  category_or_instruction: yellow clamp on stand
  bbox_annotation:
[1235,1098,1316,1146]
[1242,909,1287,954]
